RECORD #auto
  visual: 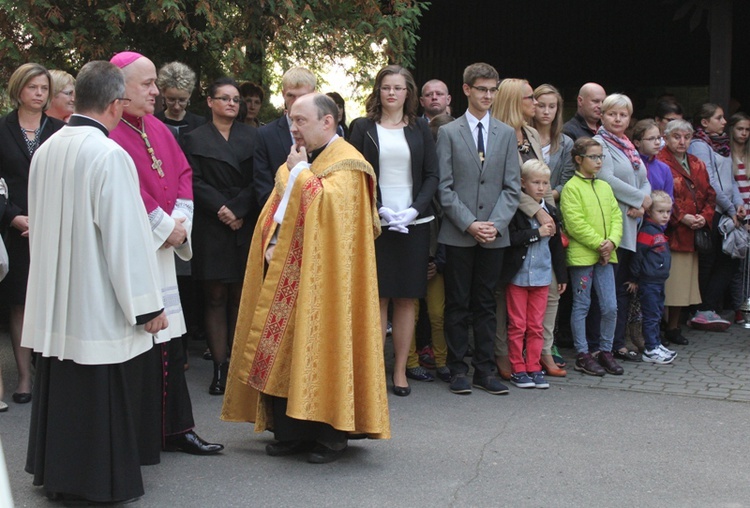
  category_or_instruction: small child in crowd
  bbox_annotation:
[500,160,568,389]
[561,138,624,377]
[626,190,677,364]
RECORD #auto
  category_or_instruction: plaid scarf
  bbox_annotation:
[693,128,731,158]
[597,127,642,171]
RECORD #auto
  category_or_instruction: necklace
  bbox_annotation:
[120,117,165,178]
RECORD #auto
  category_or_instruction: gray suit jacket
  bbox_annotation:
[436,114,521,248]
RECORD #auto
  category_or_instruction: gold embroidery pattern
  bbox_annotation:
[248,177,322,389]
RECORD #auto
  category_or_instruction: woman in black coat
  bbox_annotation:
[182,78,257,395]
[0,63,64,404]
[349,65,438,397]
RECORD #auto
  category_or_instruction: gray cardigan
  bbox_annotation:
[594,135,651,252]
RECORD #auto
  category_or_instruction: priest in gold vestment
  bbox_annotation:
[221,93,390,463]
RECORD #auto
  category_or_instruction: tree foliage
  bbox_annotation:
[0,0,428,107]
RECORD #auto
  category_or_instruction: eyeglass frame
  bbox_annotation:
[580,154,607,162]
[470,85,499,95]
[164,97,190,106]
[211,95,241,104]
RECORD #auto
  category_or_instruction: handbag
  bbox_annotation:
[718,214,750,259]
[694,226,713,254]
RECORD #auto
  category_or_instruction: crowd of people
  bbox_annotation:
[1,56,749,502]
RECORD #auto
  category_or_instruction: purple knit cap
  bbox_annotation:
[110,51,144,69]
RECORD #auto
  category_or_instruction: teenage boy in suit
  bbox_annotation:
[436,62,521,395]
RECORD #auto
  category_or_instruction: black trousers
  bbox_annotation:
[698,217,738,312]
[270,396,347,449]
[443,244,504,377]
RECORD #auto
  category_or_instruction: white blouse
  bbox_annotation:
[377,124,413,214]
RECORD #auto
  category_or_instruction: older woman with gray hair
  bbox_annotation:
[594,93,652,361]
[657,119,716,343]
[155,61,206,138]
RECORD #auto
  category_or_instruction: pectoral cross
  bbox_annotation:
[147,147,165,178]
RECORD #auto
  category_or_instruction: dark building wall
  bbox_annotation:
[413,0,748,119]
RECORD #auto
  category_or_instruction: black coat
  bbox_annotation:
[499,205,568,287]
[182,121,257,281]
[0,110,64,303]
[349,117,439,218]
[252,115,293,210]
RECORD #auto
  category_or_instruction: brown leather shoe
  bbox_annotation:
[540,355,567,377]
[495,355,512,380]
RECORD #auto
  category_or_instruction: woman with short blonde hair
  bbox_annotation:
[47,70,76,122]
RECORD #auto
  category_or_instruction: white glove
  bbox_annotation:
[378,206,397,224]
[389,207,419,227]
[0,178,7,197]
[388,223,410,234]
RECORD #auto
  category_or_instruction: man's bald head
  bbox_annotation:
[118,56,159,117]
[577,82,606,124]
[289,93,338,151]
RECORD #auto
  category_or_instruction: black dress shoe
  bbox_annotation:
[308,443,347,464]
[665,328,689,345]
[164,431,224,455]
[12,392,31,404]
[265,440,316,457]
[391,376,411,396]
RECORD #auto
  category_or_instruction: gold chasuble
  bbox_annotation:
[222,138,390,439]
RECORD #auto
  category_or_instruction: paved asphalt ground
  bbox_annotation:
[2,321,750,507]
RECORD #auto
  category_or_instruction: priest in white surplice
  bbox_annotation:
[22,61,168,503]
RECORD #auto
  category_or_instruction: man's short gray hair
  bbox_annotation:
[74,61,125,114]
[313,93,339,121]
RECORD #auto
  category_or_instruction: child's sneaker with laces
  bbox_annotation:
[530,371,549,389]
[642,347,675,364]
[510,372,535,388]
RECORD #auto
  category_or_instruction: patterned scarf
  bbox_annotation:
[693,128,731,158]
[597,126,642,171]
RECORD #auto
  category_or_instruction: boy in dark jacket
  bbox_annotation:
[627,190,677,364]
[500,160,568,389]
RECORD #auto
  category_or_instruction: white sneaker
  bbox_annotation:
[642,348,675,365]
[657,344,677,359]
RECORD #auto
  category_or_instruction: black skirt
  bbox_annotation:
[26,352,151,503]
[0,229,29,305]
[375,222,430,298]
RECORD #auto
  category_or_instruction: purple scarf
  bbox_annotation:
[694,128,731,158]
[597,126,642,171]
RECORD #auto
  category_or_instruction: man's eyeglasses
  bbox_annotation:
[212,96,241,104]
[113,97,131,106]
[470,85,498,95]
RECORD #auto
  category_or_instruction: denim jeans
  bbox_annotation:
[569,264,617,354]
[639,282,665,351]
